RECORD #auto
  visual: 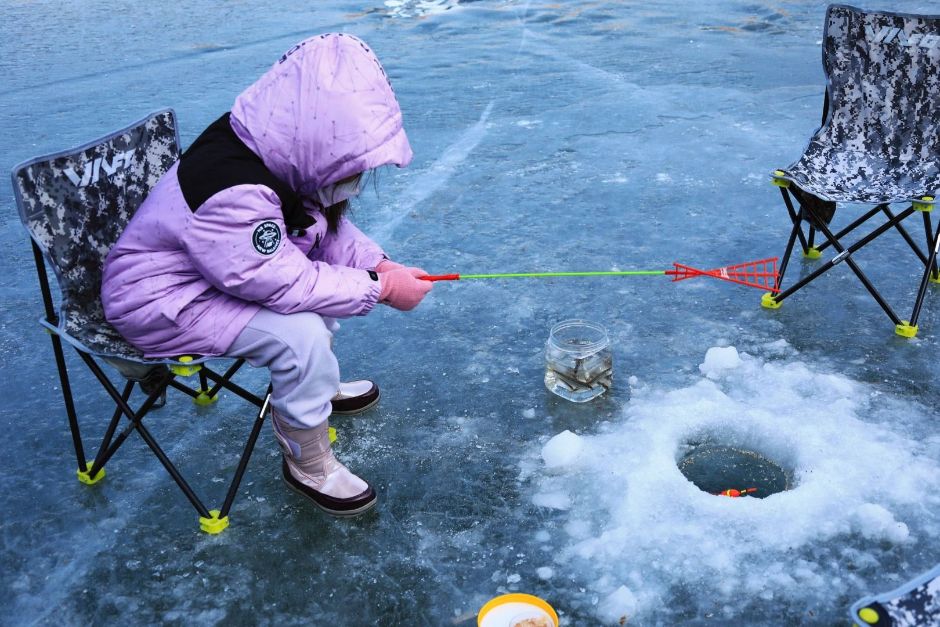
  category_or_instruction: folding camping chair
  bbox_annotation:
[11,109,269,534]
[763,4,940,337]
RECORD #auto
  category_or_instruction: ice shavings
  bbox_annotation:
[532,491,571,511]
[523,347,940,624]
[853,503,910,544]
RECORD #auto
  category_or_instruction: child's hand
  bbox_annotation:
[378,267,432,311]
[375,259,405,273]
[376,259,430,281]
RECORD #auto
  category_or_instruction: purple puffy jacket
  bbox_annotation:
[102,34,413,358]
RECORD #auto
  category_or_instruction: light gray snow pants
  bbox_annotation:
[226,308,340,429]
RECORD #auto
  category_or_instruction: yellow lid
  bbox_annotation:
[478,593,558,627]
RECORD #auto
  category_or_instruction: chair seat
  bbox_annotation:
[40,312,207,368]
[784,146,939,204]
[778,4,940,206]
[43,313,145,360]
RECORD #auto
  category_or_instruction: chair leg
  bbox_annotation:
[219,386,271,517]
[775,216,803,290]
[208,359,249,397]
[201,365,264,407]
[47,333,90,476]
[81,360,171,480]
[923,212,940,283]
[77,352,215,521]
[763,188,810,307]
[805,204,910,326]
[79,380,134,484]
[805,224,821,258]
[194,369,216,406]
[811,205,885,256]
[772,203,913,325]
[906,219,940,334]
[882,205,930,266]
[68,350,269,532]
[779,188,812,255]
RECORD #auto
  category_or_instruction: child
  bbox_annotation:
[101,33,431,517]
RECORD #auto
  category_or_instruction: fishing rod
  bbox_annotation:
[419,257,780,293]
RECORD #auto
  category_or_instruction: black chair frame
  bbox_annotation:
[769,168,939,336]
[32,236,271,534]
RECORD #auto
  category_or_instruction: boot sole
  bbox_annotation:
[330,388,381,416]
[281,467,377,517]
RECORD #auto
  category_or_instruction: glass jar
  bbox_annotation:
[544,319,612,402]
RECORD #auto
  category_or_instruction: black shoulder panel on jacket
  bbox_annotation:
[177,113,315,231]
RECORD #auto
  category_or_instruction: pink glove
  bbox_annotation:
[378,267,432,311]
[375,259,405,273]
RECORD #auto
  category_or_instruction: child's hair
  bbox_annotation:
[323,200,348,233]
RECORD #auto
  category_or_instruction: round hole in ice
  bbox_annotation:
[677,440,793,498]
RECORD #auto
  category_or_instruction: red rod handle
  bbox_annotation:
[420,274,461,282]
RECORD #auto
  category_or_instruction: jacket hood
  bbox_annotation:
[230,33,413,195]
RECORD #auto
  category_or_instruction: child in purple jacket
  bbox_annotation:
[102,33,431,517]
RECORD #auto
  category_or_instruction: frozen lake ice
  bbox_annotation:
[2,0,939,624]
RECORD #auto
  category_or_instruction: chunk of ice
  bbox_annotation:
[699,346,742,378]
[542,430,583,468]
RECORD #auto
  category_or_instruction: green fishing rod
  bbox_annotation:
[418,257,780,292]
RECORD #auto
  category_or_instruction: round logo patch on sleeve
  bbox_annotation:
[252,221,281,255]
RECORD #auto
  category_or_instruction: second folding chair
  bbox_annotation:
[763,4,940,337]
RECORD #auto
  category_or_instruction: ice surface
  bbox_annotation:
[3,0,940,624]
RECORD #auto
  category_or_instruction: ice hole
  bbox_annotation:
[677,438,794,499]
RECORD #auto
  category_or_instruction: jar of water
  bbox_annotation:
[544,320,612,402]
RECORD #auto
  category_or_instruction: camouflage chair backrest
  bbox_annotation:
[11,109,179,358]
[797,5,940,202]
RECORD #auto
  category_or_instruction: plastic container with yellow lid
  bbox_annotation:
[477,593,558,627]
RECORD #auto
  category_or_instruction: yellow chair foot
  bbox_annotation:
[930,273,940,285]
[329,426,337,444]
[194,390,218,406]
[77,461,106,485]
[199,509,229,534]
[913,196,934,212]
[771,170,790,188]
[170,355,202,377]
[895,321,918,338]
[802,247,822,260]
[857,606,882,625]
[761,293,782,309]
